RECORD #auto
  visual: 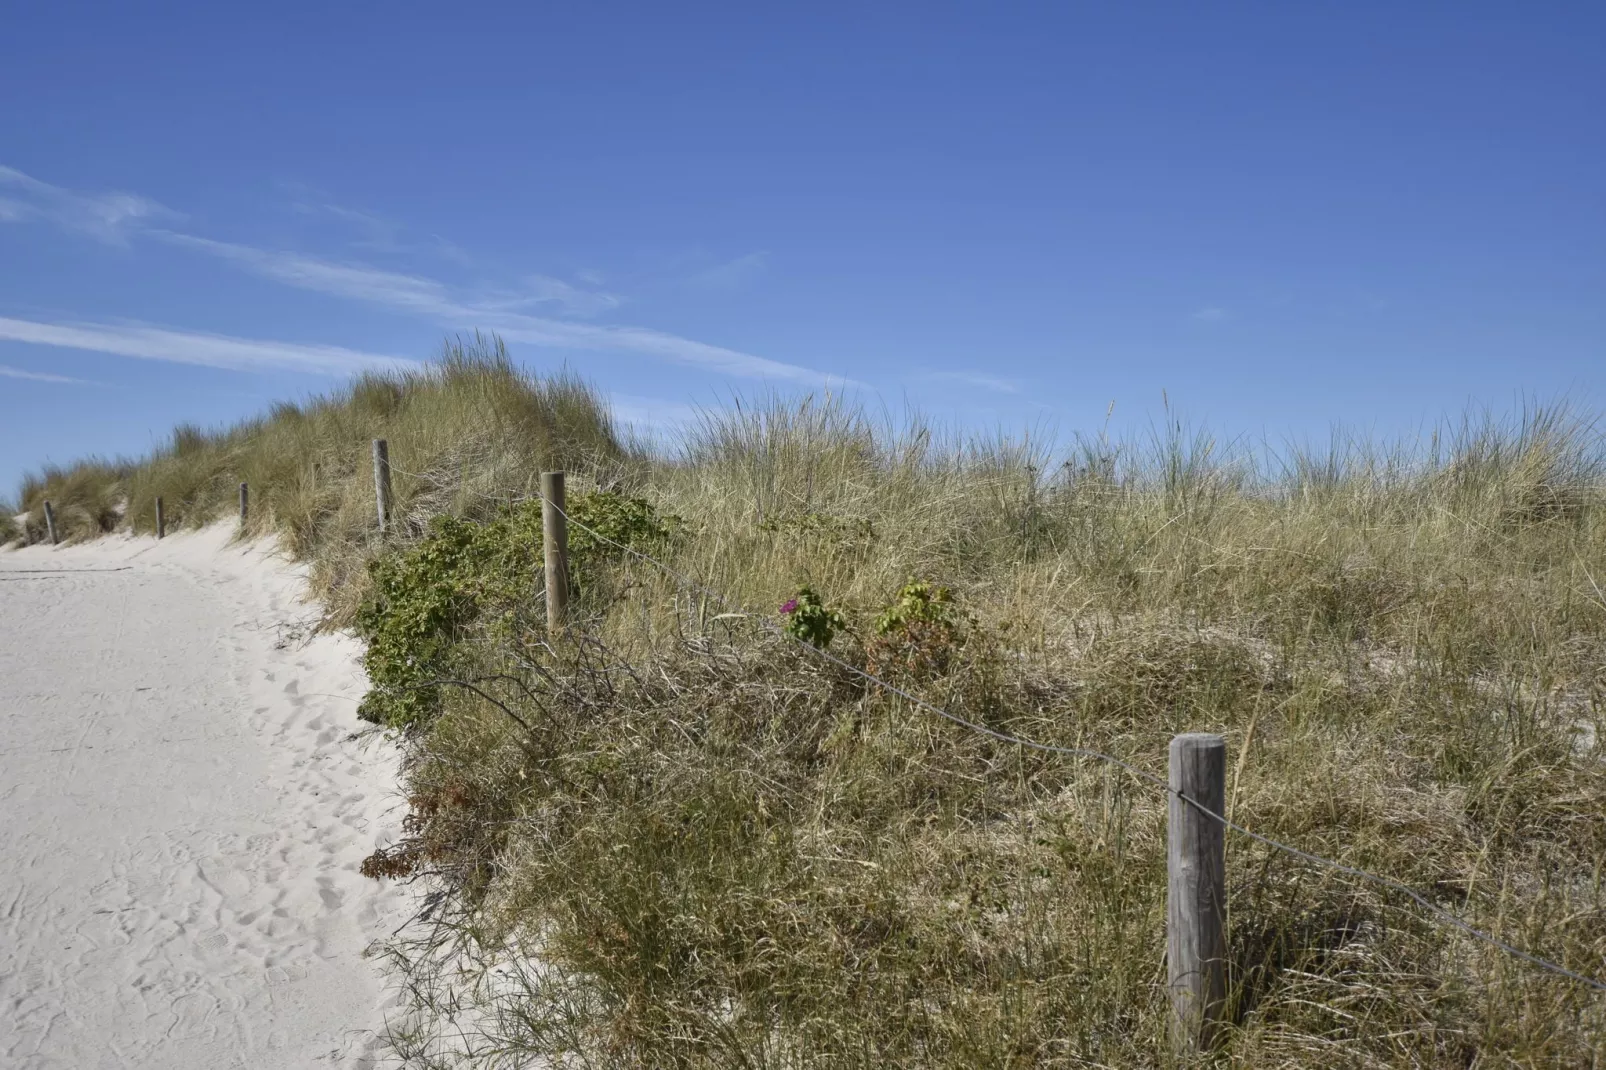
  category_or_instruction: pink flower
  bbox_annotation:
[780,597,799,614]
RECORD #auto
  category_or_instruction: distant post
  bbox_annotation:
[1168,732,1228,1051]
[372,439,393,535]
[239,482,249,527]
[541,470,570,633]
[43,500,58,545]
[155,497,166,539]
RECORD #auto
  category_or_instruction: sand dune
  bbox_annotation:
[0,525,405,1068]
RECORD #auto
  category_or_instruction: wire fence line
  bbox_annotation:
[376,458,1606,993]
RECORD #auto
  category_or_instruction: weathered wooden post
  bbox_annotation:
[43,500,58,545]
[155,497,166,539]
[1168,732,1228,1052]
[372,439,393,535]
[541,470,570,633]
[239,482,249,526]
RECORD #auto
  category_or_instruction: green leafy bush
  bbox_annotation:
[356,491,679,728]
[873,579,958,636]
[779,586,847,648]
[867,579,969,678]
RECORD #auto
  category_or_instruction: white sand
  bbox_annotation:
[0,525,406,1068]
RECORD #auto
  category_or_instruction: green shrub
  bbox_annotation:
[873,579,959,636]
[779,586,847,648]
[356,490,679,728]
[866,579,969,678]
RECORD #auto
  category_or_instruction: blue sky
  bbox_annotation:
[2,3,1601,493]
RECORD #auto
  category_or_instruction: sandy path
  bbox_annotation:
[0,525,406,1068]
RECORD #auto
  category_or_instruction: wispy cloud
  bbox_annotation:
[156,233,853,386]
[923,369,1021,394]
[0,165,178,244]
[7,164,852,387]
[0,316,419,376]
[288,192,475,265]
[0,363,97,385]
[541,323,850,385]
[294,198,399,244]
[687,251,769,290]
[488,274,624,317]
[155,232,453,313]
[1192,306,1228,322]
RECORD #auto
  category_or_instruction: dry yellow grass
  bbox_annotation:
[15,340,1606,1067]
[16,335,625,606]
[0,502,20,546]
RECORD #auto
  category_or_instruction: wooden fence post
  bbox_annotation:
[155,497,166,539]
[239,482,249,526]
[541,470,569,633]
[372,439,393,534]
[43,500,58,545]
[1168,732,1228,1052]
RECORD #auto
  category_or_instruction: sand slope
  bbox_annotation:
[0,525,405,1068]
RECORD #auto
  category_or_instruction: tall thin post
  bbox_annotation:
[239,482,249,527]
[1168,732,1228,1051]
[372,439,393,535]
[541,470,569,634]
[155,497,166,539]
[43,500,58,545]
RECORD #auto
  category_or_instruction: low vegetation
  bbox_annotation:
[355,490,680,730]
[0,500,19,546]
[16,458,128,544]
[12,337,1606,1067]
[13,335,624,604]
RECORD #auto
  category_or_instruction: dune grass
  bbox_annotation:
[12,341,1606,1067]
[373,399,1606,1068]
[16,457,131,544]
[13,334,625,602]
[0,487,20,543]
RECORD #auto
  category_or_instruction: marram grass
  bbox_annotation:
[14,340,1606,1067]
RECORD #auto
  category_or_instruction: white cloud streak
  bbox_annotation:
[295,199,399,243]
[6,164,851,387]
[0,363,96,385]
[0,165,178,243]
[156,233,853,386]
[0,316,420,376]
[508,274,624,317]
[288,193,476,265]
[157,232,452,313]
[923,369,1021,394]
